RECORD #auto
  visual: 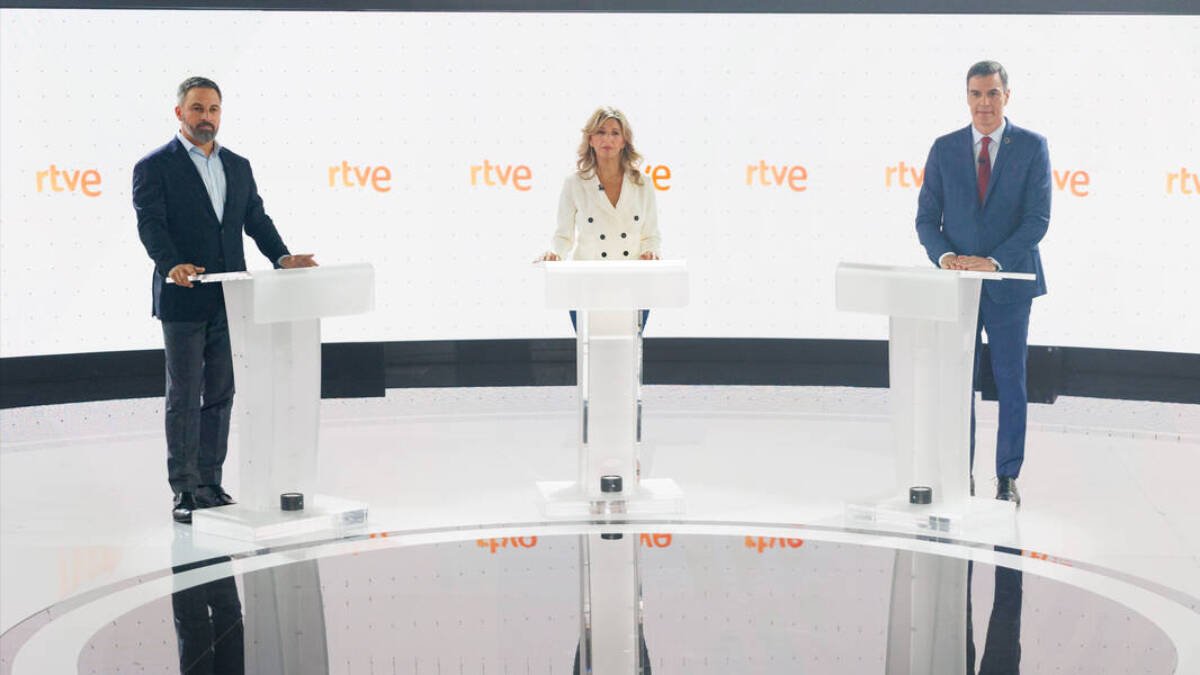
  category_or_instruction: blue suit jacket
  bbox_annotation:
[134,138,290,321]
[915,119,1051,304]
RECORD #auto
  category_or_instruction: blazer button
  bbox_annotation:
[623,251,629,257]
[601,252,607,258]
[620,233,627,238]
[588,217,594,223]
[634,215,639,221]
[600,234,606,240]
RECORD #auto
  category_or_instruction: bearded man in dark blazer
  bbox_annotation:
[134,76,317,524]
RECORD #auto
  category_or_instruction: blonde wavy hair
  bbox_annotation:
[575,106,644,186]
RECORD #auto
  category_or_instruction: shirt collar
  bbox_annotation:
[176,130,220,157]
[971,118,1006,147]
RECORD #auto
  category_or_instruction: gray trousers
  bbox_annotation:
[162,312,234,495]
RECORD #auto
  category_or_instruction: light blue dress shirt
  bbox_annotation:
[176,131,226,223]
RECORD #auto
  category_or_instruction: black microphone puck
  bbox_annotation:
[280,492,304,511]
[600,475,623,493]
[909,486,932,505]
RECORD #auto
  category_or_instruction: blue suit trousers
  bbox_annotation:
[971,294,1032,479]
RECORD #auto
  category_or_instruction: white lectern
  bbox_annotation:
[191,263,374,541]
[537,260,688,517]
[835,262,1033,531]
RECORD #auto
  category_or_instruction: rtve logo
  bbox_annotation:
[36,164,102,197]
[470,160,532,191]
[328,161,392,192]
[745,161,809,192]
[884,162,1091,197]
[1166,167,1199,194]
[468,161,673,192]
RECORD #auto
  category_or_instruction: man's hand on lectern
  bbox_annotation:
[281,254,319,269]
[168,263,205,288]
[956,256,998,272]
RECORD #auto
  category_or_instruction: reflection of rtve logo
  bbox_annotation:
[328,161,392,192]
[745,161,808,191]
[639,533,672,548]
[476,536,538,553]
[1167,167,1199,194]
[36,164,102,197]
[744,536,804,553]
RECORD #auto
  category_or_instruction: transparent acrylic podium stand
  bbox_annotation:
[190,263,374,541]
[536,260,688,517]
[577,533,647,675]
[885,550,968,675]
[835,262,1034,533]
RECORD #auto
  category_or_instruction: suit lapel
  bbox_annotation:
[169,137,221,225]
[953,126,981,208]
[982,119,1015,207]
[217,147,234,223]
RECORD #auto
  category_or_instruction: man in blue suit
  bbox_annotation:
[915,61,1052,506]
[135,76,317,524]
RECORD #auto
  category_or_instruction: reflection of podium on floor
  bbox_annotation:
[536,260,688,517]
[835,262,1032,532]
[192,263,374,541]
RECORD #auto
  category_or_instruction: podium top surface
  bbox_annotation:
[837,262,1036,282]
[835,262,1035,321]
[192,263,376,323]
[541,259,689,309]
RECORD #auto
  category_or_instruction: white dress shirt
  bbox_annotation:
[971,118,1006,171]
[551,172,661,261]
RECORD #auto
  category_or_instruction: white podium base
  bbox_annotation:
[537,478,685,518]
[191,494,369,542]
[845,495,1016,535]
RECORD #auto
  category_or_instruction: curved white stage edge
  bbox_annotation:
[1,386,1197,673]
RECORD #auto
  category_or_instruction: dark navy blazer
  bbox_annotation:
[134,138,290,321]
[915,118,1051,304]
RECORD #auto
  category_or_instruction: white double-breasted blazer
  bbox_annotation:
[550,172,661,261]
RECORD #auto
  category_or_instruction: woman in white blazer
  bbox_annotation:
[540,106,661,263]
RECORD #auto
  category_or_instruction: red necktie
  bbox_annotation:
[977,136,992,203]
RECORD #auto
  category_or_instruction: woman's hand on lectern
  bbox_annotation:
[536,251,561,262]
[639,251,660,260]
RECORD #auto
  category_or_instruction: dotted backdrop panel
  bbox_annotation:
[1,10,1197,356]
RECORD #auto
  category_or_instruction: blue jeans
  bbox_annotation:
[162,312,234,495]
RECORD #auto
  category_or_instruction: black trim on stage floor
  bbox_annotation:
[0,0,1195,13]
[2,340,1197,409]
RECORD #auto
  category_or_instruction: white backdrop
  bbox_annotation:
[1,9,1197,357]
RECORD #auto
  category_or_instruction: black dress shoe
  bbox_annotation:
[996,477,1021,507]
[197,485,236,508]
[173,492,196,524]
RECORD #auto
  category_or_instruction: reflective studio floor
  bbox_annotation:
[1,386,1198,674]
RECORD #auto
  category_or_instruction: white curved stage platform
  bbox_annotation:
[1,386,1198,673]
